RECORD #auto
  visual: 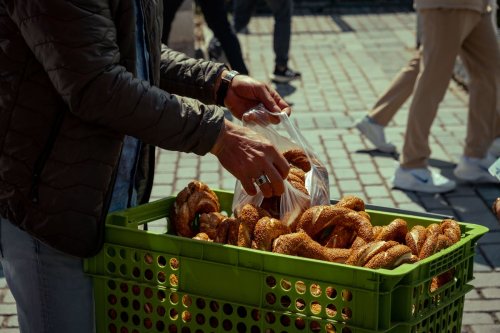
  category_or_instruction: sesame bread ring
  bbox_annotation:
[405,225,427,256]
[199,212,227,240]
[237,204,271,247]
[252,217,291,251]
[440,219,461,244]
[172,180,220,237]
[323,225,357,248]
[364,244,415,269]
[334,195,365,212]
[273,232,351,263]
[345,240,398,266]
[288,166,306,182]
[296,205,374,243]
[192,233,213,242]
[283,149,311,172]
[374,219,408,243]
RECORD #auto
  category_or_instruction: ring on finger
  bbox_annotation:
[254,174,271,187]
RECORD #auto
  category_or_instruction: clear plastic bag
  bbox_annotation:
[231,105,330,228]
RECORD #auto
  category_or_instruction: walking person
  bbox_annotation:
[0,0,291,331]
[233,0,301,83]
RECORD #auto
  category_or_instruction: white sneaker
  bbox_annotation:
[488,137,500,158]
[454,154,500,183]
[392,166,456,193]
[355,116,396,153]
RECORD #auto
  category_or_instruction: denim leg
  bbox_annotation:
[0,217,95,333]
[232,0,256,32]
[265,0,292,68]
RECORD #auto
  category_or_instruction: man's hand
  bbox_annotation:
[210,119,290,197]
[223,74,291,120]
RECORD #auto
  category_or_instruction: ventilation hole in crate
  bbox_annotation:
[326,304,337,317]
[310,320,321,332]
[170,273,179,287]
[168,324,177,332]
[294,317,305,330]
[158,255,167,267]
[119,283,128,293]
[237,322,246,333]
[223,319,233,331]
[108,280,117,290]
[120,312,129,323]
[266,276,277,288]
[132,267,140,278]
[280,279,291,291]
[117,263,127,275]
[209,316,219,328]
[265,312,276,324]
[237,306,247,318]
[325,323,336,333]
[107,262,116,273]
[108,308,117,320]
[156,321,166,332]
[144,287,153,299]
[296,298,305,310]
[310,301,321,315]
[251,309,260,321]
[295,281,306,294]
[170,308,179,320]
[170,292,179,304]
[158,271,166,283]
[107,247,116,257]
[181,327,191,333]
[119,249,127,260]
[133,252,140,262]
[170,258,180,270]
[341,327,352,333]
[132,315,140,325]
[326,286,337,299]
[264,329,275,333]
[195,330,203,333]
[342,307,352,320]
[144,302,153,314]
[223,303,233,315]
[144,318,153,329]
[120,297,129,308]
[280,295,291,308]
[132,285,140,296]
[108,294,117,305]
[182,295,192,308]
[157,305,166,316]
[132,300,140,311]
[210,300,220,312]
[145,269,154,281]
[120,327,129,333]
[310,284,322,297]
[144,253,153,265]
[196,313,205,325]
[341,289,352,302]
[265,292,276,305]
[108,323,117,333]
[452,310,458,321]
[452,326,457,333]
[182,310,192,322]
[157,290,166,301]
[132,329,139,333]
[250,325,260,333]
[280,315,290,327]
[196,298,206,309]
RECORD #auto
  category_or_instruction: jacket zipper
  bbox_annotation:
[29,110,66,203]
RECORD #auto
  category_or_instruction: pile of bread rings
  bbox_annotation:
[170,178,462,274]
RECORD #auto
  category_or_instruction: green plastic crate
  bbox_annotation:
[84,190,488,333]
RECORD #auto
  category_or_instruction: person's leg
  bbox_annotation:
[233,0,256,33]
[162,0,186,45]
[198,0,249,74]
[0,217,95,333]
[266,0,292,69]
[369,50,421,126]
[401,9,472,169]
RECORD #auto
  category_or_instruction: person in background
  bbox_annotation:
[391,0,500,193]
[0,0,291,331]
[233,0,301,83]
[162,0,249,74]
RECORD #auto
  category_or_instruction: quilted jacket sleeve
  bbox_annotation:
[3,0,224,155]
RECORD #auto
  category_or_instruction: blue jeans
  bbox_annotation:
[233,0,292,68]
[0,217,95,333]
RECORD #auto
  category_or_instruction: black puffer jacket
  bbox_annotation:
[0,0,226,257]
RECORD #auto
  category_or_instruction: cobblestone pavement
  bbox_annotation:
[1,7,499,333]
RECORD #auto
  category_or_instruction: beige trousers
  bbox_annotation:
[369,51,421,126]
[401,9,500,168]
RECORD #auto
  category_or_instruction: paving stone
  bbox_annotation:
[462,312,495,325]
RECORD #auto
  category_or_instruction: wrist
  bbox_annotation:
[210,119,228,155]
[215,70,239,106]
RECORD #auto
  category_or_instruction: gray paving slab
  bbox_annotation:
[1,6,499,332]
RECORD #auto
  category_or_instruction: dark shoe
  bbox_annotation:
[270,67,301,83]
